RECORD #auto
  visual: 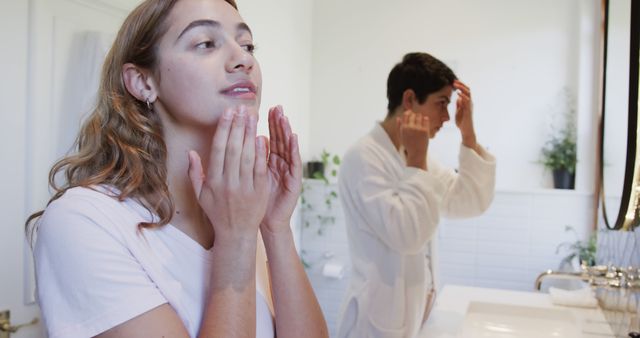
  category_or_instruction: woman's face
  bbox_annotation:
[152,0,262,128]
[411,85,452,138]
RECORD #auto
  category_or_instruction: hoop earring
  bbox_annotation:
[145,98,152,112]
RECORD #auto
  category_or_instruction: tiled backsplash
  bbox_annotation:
[299,180,350,337]
[438,189,594,291]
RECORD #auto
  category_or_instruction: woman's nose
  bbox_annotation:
[226,43,254,74]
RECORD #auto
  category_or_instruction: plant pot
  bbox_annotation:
[552,169,575,189]
[306,161,324,179]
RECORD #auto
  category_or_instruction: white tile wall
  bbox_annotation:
[439,189,595,292]
[299,180,350,337]
[297,182,596,337]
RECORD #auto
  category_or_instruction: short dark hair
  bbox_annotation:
[386,52,457,115]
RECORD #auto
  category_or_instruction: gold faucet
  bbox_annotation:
[533,265,640,291]
[535,269,591,291]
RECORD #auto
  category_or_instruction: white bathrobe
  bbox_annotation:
[336,123,496,338]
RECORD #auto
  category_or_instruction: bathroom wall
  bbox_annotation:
[239,0,314,159]
[309,0,600,192]
[301,0,603,335]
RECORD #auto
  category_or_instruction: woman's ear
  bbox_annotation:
[401,89,415,110]
[122,63,158,103]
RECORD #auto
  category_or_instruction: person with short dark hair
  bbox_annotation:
[336,52,496,338]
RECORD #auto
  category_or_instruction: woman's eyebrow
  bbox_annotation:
[236,22,252,37]
[175,20,253,43]
[176,19,221,42]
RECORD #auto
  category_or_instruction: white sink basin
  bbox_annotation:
[459,301,581,338]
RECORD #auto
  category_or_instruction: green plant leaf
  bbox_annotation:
[333,155,341,165]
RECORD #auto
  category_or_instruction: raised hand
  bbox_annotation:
[260,105,303,234]
[397,109,430,170]
[187,106,269,240]
[453,80,477,148]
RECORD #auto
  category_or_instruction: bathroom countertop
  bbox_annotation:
[419,285,616,338]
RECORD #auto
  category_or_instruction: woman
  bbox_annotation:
[27,0,328,337]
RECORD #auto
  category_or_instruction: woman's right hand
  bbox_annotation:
[397,109,430,170]
[187,106,269,240]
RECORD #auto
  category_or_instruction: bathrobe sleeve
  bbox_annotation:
[436,144,496,218]
[341,143,495,255]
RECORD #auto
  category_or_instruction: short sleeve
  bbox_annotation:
[34,191,167,338]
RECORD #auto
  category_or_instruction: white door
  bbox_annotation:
[0,1,43,337]
[1,0,138,337]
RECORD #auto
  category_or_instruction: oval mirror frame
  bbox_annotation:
[600,0,640,230]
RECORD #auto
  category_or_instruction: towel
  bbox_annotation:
[549,287,598,308]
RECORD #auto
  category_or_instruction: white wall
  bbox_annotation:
[309,0,601,192]
[240,0,314,159]
[0,1,44,337]
[305,2,604,333]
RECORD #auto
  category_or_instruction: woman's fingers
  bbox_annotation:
[268,106,278,156]
[188,150,204,197]
[280,113,292,164]
[254,135,268,190]
[268,105,291,161]
[289,133,303,178]
[209,108,234,183]
[240,114,257,184]
[453,80,471,96]
[422,115,430,129]
[224,107,247,185]
[275,106,286,157]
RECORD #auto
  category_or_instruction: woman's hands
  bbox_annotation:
[187,105,302,239]
[453,80,477,149]
[397,110,430,170]
[188,106,269,240]
[261,105,303,234]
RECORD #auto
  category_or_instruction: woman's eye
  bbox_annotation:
[242,43,256,54]
[195,40,215,49]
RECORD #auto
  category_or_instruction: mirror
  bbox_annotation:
[600,0,640,230]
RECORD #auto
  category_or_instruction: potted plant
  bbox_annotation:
[541,129,577,189]
[556,225,597,269]
[300,150,341,269]
[540,90,577,189]
[305,149,341,183]
[301,150,341,235]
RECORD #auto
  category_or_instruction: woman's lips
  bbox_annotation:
[220,82,257,100]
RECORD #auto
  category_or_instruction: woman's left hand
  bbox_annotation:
[261,105,303,234]
[453,80,477,149]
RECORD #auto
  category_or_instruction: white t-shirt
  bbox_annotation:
[34,186,275,338]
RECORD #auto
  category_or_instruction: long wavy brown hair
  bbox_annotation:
[26,0,238,239]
